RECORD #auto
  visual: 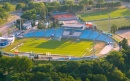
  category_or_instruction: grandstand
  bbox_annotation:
[44,29,55,37]
[80,30,92,39]
[0,35,15,48]
[62,24,87,30]
[24,27,113,44]
[24,30,45,37]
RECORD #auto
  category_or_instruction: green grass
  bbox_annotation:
[0,2,16,26]
[94,17,130,31]
[79,8,130,21]
[2,38,93,57]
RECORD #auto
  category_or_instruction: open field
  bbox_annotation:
[2,38,96,57]
[79,8,130,21]
[93,17,130,31]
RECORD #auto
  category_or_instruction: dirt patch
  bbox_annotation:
[94,42,106,55]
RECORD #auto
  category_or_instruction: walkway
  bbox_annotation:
[99,45,113,55]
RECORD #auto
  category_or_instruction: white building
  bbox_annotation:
[35,20,39,26]
[0,35,15,48]
[23,21,32,30]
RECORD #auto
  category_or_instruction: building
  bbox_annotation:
[62,24,87,30]
[23,21,32,30]
[51,12,78,24]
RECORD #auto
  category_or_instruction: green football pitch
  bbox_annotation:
[4,38,94,57]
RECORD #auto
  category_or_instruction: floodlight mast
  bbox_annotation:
[108,13,111,33]
[108,13,111,44]
[92,26,96,58]
[20,18,22,32]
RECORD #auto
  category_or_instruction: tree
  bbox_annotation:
[110,68,128,81]
[111,24,117,34]
[6,72,35,81]
[2,2,11,11]
[39,8,46,19]
[12,56,33,73]
[121,49,130,69]
[15,3,25,10]
[0,57,12,74]
[21,9,36,20]
[65,0,75,5]
[65,61,80,73]
[31,14,37,21]
[32,63,53,72]
[92,61,104,74]
[37,21,46,30]
[121,38,129,50]
[89,0,94,5]
[0,51,2,58]
[106,51,124,70]
[34,2,46,14]
[85,78,90,81]
[0,56,33,74]
[93,74,107,81]
[79,0,89,6]
[97,0,104,9]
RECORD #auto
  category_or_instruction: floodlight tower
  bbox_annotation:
[108,13,111,45]
[92,25,96,58]
[20,18,22,32]
[108,13,111,33]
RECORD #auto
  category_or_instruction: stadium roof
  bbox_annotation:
[62,24,86,29]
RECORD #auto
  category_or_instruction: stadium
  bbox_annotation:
[2,12,114,60]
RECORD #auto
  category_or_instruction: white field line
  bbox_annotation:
[10,43,24,51]
[82,48,93,56]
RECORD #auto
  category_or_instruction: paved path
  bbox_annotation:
[99,45,113,55]
[0,11,21,35]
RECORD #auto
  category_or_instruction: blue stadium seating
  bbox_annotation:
[80,30,92,39]
[0,40,9,46]
[24,28,114,44]
[54,28,64,37]
[24,30,45,37]
[44,29,55,37]
[96,33,108,41]
[104,37,113,43]
[88,31,99,40]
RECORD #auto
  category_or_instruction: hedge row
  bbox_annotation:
[118,25,130,30]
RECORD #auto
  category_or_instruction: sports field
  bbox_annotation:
[79,8,130,21]
[3,38,94,57]
[78,8,130,31]
[94,17,130,31]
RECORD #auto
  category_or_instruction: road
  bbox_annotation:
[0,11,22,35]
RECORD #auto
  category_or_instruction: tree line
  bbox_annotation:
[0,0,33,3]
